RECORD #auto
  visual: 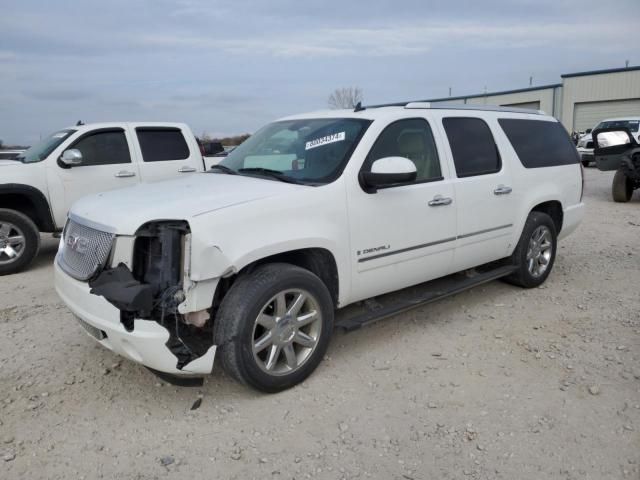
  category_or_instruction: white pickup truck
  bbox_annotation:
[0,122,214,275]
[55,103,585,392]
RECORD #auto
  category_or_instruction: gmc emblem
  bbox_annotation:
[66,234,89,254]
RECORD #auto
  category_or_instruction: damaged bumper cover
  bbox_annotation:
[54,258,216,376]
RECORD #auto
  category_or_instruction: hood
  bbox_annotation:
[0,159,22,166]
[70,172,304,235]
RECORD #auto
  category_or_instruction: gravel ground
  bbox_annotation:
[1,168,639,479]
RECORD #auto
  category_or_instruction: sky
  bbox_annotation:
[1,0,638,145]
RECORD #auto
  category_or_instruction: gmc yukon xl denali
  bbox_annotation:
[0,122,212,275]
[54,103,585,392]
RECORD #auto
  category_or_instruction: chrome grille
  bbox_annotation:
[58,219,114,281]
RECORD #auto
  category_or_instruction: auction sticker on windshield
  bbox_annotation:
[305,132,345,150]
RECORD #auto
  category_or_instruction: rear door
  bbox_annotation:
[132,126,203,182]
[436,114,518,271]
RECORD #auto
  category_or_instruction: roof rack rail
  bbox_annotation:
[354,101,544,115]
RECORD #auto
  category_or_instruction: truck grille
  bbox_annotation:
[58,219,114,281]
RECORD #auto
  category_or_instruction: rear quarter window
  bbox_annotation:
[498,119,579,168]
[136,128,190,162]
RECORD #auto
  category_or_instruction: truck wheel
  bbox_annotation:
[214,263,334,392]
[612,169,633,202]
[0,209,40,276]
[504,211,557,288]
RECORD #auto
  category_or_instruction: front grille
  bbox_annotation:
[58,219,114,281]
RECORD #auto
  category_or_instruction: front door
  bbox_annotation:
[48,128,140,227]
[347,116,457,303]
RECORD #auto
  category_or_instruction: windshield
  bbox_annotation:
[217,118,371,185]
[19,129,76,163]
[594,120,640,132]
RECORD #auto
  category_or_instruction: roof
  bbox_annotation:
[62,121,190,131]
[424,83,561,103]
[561,65,640,78]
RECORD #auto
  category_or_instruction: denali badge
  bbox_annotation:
[357,245,390,256]
[66,234,89,254]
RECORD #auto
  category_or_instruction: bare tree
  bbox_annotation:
[328,87,363,109]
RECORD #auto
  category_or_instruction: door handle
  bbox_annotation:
[178,166,197,173]
[428,195,453,207]
[114,170,136,178]
[493,185,512,195]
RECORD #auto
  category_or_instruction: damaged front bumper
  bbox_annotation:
[54,259,216,377]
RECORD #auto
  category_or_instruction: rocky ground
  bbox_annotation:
[1,168,638,479]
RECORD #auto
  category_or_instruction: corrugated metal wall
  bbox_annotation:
[560,70,640,131]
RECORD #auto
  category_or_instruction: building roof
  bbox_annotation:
[561,65,640,78]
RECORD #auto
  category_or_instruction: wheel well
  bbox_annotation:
[0,194,41,228]
[0,187,55,232]
[531,201,563,233]
[235,248,340,307]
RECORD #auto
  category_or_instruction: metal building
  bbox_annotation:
[427,65,640,133]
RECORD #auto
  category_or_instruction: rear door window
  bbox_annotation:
[136,128,190,162]
[498,119,579,168]
[442,117,501,177]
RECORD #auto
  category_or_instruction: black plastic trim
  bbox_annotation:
[0,184,56,231]
[358,224,513,263]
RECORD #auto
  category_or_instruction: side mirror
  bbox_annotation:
[60,149,83,167]
[585,128,592,134]
[361,156,417,192]
[593,128,634,149]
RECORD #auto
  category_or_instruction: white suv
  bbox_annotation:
[55,103,585,392]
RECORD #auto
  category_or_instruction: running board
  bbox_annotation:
[335,264,517,332]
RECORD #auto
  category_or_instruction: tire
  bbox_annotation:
[504,211,557,288]
[612,169,633,203]
[0,209,40,276]
[214,263,334,393]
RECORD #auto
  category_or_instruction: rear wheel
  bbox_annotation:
[0,209,40,276]
[504,211,557,288]
[214,263,334,392]
[612,169,633,202]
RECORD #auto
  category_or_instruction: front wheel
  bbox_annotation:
[504,211,557,288]
[0,209,40,276]
[214,263,334,392]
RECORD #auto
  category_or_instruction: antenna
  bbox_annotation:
[353,101,365,112]
[448,86,452,97]
[529,76,533,86]
[625,60,630,68]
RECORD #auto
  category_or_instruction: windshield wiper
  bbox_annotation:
[238,167,303,184]
[209,164,238,175]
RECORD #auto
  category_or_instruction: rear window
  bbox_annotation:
[136,128,190,162]
[498,119,579,168]
[442,117,501,177]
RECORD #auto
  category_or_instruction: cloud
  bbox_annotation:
[22,88,94,102]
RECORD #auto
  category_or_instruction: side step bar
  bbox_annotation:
[335,264,517,332]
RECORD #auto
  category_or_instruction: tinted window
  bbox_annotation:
[364,118,442,182]
[498,119,579,168]
[71,130,130,166]
[137,128,190,162]
[442,117,501,177]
